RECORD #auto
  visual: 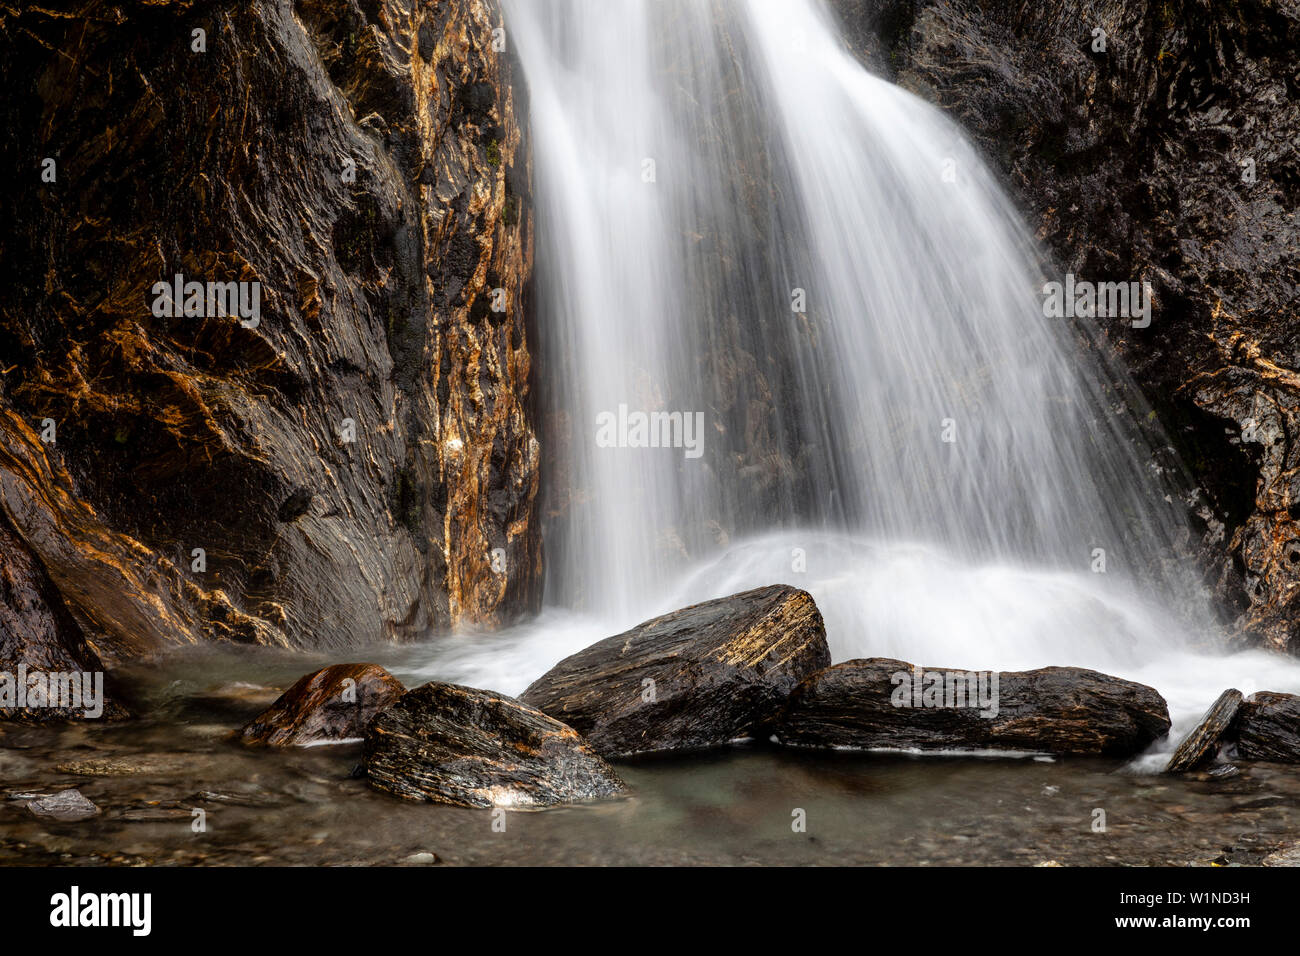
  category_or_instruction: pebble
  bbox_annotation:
[27,789,100,822]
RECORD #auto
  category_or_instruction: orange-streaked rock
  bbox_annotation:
[242,663,405,747]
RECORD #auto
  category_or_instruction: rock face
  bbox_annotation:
[0,513,126,720]
[836,0,1300,651]
[0,0,539,689]
[520,585,831,757]
[1235,691,1300,762]
[773,658,1172,756]
[364,681,625,808]
[1165,688,1243,772]
[241,663,405,746]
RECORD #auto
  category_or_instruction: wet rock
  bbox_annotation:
[364,681,626,809]
[403,851,440,865]
[1263,842,1300,867]
[119,806,194,823]
[27,789,100,822]
[193,788,284,809]
[1235,691,1300,762]
[56,754,201,776]
[520,585,831,757]
[1203,764,1240,781]
[772,658,1171,756]
[0,0,539,676]
[0,514,127,722]
[1166,689,1243,772]
[241,663,405,747]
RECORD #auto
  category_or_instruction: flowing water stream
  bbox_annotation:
[5,0,1300,866]
[483,0,1300,750]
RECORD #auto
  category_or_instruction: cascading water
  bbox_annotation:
[421,0,1300,754]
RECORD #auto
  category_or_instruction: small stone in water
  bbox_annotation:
[27,789,100,821]
[404,851,440,865]
[120,807,193,822]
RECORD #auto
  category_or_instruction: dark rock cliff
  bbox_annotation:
[837,0,1300,651]
[0,0,539,687]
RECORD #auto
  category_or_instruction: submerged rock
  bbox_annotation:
[27,789,100,822]
[364,682,625,809]
[1166,689,1244,773]
[520,585,831,757]
[241,663,405,747]
[772,658,1171,756]
[1235,691,1300,763]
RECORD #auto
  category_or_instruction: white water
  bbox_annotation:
[421,0,1300,755]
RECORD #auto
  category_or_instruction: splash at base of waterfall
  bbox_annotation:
[402,531,1300,769]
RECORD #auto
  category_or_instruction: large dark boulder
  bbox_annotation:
[364,682,626,809]
[519,585,831,758]
[241,663,405,747]
[773,658,1171,756]
[1165,688,1243,772]
[1236,691,1300,762]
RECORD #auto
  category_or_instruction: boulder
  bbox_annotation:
[241,663,405,746]
[1165,688,1243,773]
[364,682,626,809]
[520,585,831,757]
[772,658,1171,756]
[1235,691,1300,763]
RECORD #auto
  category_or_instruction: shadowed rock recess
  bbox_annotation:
[773,658,1172,756]
[835,0,1300,652]
[0,0,539,686]
[364,681,626,808]
[521,585,831,758]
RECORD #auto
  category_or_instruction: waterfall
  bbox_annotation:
[437,0,1300,747]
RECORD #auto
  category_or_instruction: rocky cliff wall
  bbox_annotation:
[0,0,539,701]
